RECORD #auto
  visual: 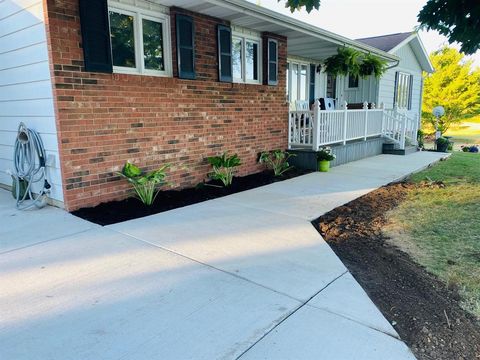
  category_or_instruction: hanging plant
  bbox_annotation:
[359,53,388,78]
[322,47,361,77]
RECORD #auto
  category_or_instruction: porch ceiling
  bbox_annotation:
[158,0,399,63]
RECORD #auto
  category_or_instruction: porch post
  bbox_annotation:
[342,101,348,145]
[288,111,292,149]
[312,100,321,151]
[363,101,368,141]
[400,115,407,150]
[380,102,385,135]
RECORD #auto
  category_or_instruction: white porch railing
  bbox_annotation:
[288,101,418,151]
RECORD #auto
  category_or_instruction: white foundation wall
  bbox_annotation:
[0,0,63,203]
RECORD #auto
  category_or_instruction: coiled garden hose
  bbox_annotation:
[12,123,51,209]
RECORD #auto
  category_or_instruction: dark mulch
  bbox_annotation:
[313,182,480,360]
[73,168,310,226]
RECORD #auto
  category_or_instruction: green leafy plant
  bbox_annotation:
[316,147,336,161]
[207,153,241,187]
[359,53,388,78]
[417,129,425,149]
[259,150,295,177]
[118,162,169,206]
[436,137,449,146]
[323,47,361,77]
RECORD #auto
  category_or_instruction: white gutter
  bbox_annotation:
[205,0,399,62]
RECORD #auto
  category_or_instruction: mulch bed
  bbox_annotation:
[313,182,480,360]
[73,168,310,226]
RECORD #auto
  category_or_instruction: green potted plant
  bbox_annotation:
[358,53,388,78]
[317,147,336,172]
[436,137,450,152]
[323,47,361,77]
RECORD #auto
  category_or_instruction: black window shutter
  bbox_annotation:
[79,0,112,73]
[267,39,278,85]
[218,25,232,82]
[176,15,195,80]
[408,75,414,110]
[309,64,316,105]
[393,71,399,106]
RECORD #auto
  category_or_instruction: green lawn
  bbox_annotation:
[386,153,480,317]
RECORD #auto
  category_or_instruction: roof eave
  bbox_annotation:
[206,0,399,62]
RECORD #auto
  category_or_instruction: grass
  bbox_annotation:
[386,152,480,317]
[444,117,480,147]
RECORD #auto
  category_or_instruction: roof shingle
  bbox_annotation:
[355,32,413,52]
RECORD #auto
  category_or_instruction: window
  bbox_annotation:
[231,33,261,84]
[394,72,413,109]
[267,39,278,85]
[348,74,359,88]
[287,60,312,105]
[108,6,171,76]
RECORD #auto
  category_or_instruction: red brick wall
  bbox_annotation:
[44,0,288,211]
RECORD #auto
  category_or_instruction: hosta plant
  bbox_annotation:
[207,153,241,187]
[118,162,169,206]
[259,150,295,176]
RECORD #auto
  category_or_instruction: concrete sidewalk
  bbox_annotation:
[0,152,447,359]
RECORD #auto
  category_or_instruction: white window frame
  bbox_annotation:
[108,4,172,77]
[395,71,412,109]
[287,59,312,105]
[232,32,262,85]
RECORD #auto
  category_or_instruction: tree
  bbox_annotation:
[281,0,479,56]
[422,47,480,133]
[282,0,320,12]
[417,0,480,55]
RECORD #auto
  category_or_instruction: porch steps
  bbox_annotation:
[382,143,418,156]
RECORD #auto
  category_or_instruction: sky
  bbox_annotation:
[249,0,480,67]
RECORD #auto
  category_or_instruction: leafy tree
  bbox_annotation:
[422,47,480,133]
[281,0,479,56]
[418,0,480,55]
[281,0,320,12]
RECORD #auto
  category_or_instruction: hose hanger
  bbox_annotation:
[12,123,51,210]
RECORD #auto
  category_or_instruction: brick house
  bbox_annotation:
[0,0,433,211]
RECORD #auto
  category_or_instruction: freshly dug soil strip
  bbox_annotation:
[73,169,309,225]
[313,183,480,360]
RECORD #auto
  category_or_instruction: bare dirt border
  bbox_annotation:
[313,182,480,360]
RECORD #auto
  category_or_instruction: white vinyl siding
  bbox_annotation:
[0,0,63,203]
[378,43,423,118]
[342,75,379,105]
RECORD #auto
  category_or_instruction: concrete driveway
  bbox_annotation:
[0,152,447,359]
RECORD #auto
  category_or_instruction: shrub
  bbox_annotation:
[259,150,295,176]
[118,162,169,206]
[436,137,449,146]
[207,153,241,186]
[417,129,425,149]
[317,147,336,161]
